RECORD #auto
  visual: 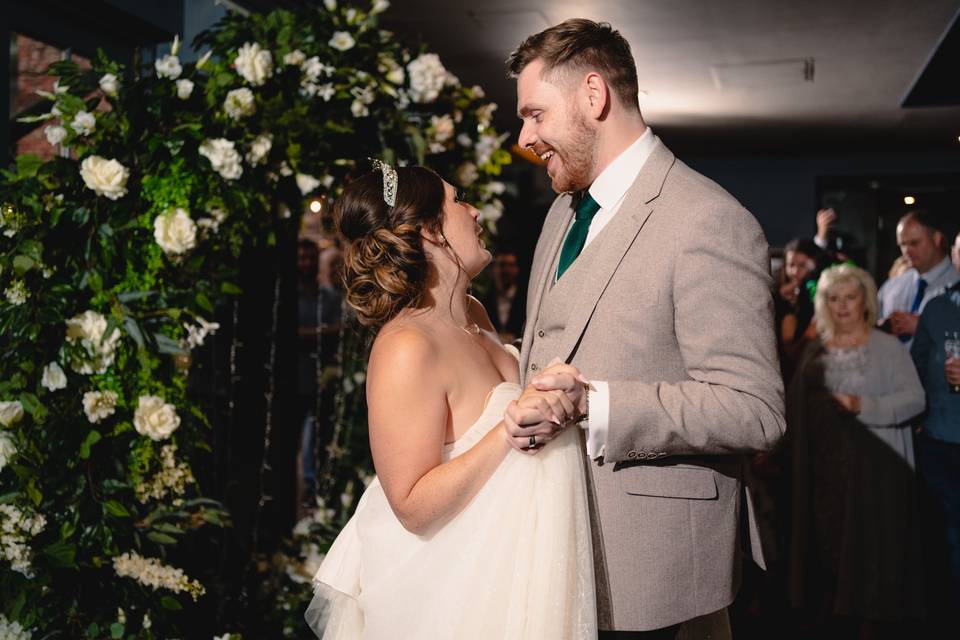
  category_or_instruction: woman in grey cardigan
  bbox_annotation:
[789,264,926,630]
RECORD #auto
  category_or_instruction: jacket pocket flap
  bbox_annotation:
[621,466,718,500]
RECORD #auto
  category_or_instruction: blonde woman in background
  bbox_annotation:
[788,264,926,635]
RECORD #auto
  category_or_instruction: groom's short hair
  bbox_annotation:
[506,18,640,113]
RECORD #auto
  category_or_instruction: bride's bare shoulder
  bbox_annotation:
[368,320,441,384]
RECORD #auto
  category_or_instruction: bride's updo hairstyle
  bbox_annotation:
[335,167,445,328]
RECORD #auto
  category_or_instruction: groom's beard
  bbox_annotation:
[549,108,597,194]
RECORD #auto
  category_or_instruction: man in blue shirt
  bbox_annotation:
[879,210,959,348]
[911,279,960,612]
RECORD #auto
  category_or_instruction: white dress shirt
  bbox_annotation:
[878,256,959,348]
[555,127,658,459]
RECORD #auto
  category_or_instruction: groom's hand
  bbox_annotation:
[503,387,573,454]
[530,360,589,419]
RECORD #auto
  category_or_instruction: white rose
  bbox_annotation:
[176,79,194,100]
[223,87,256,119]
[0,401,24,427]
[80,156,129,200]
[153,208,197,255]
[71,111,96,136]
[456,133,472,148]
[329,32,356,52]
[234,42,273,86]
[133,395,181,441]
[82,391,118,424]
[43,124,67,145]
[371,0,390,14]
[323,0,336,11]
[0,400,23,427]
[245,134,273,166]
[65,310,121,375]
[99,73,118,97]
[478,199,504,225]
[155,54,182,80]
[41,362,67,392]
[199,138,243,181]
[44,125,67,146]
[296,173,322,195]
[455,162,479,187]
[407,53,448,103]
[283,50,306,66]
[0,432,16,471]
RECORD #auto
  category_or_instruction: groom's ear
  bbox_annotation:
[583,72,610,120]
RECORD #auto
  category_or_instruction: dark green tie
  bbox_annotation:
[556,191,601,279]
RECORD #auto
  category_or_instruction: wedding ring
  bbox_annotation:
[528,435,537,447]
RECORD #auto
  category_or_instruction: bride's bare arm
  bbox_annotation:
[366,328,513,535]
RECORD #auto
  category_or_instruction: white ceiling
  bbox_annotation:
[385,0,960,152]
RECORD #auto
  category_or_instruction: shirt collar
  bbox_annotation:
[587,127,657,211]
[917,256,955,283]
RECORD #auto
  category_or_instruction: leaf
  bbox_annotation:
[147,531,178,545]
[103,499,130,518]
[160,596,182,610]
[86,623,100,638]
[117,290,155,303]
[220,281,242,295]
[110,623,125,639]
[195,291,214,313]
[42,540,78,568]
[25,480,42,506]
[154,333,187,355]
[79,430,102,460]
[16,154,44,179]
[12,255,36,275]
[123,316,145,348]
[152,523,184,535]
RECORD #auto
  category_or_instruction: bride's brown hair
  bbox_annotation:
[335,167,445,328]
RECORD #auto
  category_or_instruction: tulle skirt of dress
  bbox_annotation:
[305,382,597,639]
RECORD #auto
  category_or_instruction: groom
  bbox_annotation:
[503,19,786,638]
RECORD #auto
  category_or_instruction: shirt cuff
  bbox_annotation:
[584,381,609,460]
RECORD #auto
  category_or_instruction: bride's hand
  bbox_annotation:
[502,387,573,454]
[529,359,589,419]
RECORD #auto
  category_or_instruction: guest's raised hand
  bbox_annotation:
[832,393,861,415]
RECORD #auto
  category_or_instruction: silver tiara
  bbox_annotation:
[370,158,398,207]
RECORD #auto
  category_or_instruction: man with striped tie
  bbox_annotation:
[502,18,786,640]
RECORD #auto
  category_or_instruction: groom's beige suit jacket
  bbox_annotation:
[519,139,786,631]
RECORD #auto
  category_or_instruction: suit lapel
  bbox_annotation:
[553,141,677,363]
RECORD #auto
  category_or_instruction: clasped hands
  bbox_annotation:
[502,358,589,454]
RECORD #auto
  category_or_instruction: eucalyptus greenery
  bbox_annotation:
[0,1,510,637]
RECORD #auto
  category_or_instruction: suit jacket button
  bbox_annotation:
[627,450,638,459]
[530,363,538,371]
[537,329,545,337]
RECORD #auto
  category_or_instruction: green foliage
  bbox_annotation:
[0,1,511,637]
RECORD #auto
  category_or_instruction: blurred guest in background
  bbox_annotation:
[789,264,925,634]
[296,240,344,516]
[480,250,526,344]
[888,255,911,280]
[878,210,958,346]
[952,229,960,271]
[911,279,960,614]
[776,237,827,382]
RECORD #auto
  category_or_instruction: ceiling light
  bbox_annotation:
[903,195,916,205]
[309,199,322,213]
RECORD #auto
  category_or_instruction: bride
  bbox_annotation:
[306,162,597,639]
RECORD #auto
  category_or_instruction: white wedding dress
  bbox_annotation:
[306,380,597,639]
